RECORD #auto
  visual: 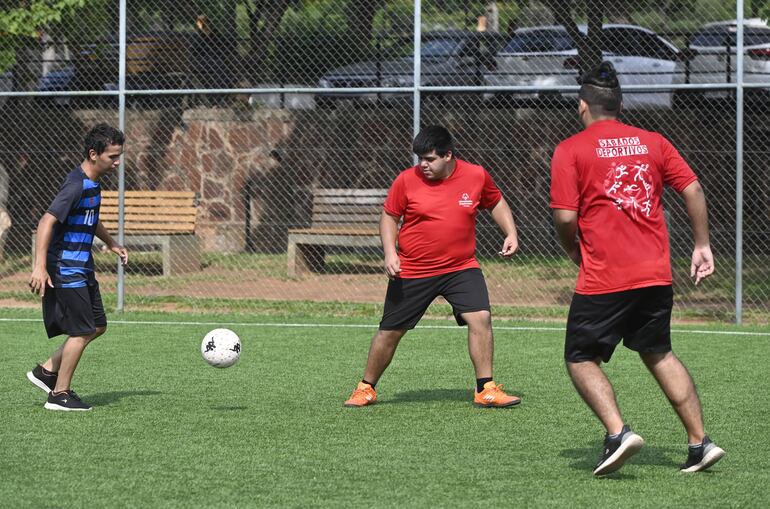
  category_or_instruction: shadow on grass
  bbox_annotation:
[87,390,162,406]
[387,388,472,404]
[560,443,681,475]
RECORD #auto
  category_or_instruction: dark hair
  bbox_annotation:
[412,125,454,157]
[578,61,622,117]
[83,123,125,159]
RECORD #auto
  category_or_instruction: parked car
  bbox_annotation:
[315,30,508,106]
[679,18,770,104]
[484,24,684,109]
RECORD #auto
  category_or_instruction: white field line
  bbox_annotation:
[1,317,769,336]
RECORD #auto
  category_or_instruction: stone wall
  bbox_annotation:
[1,102,768,256]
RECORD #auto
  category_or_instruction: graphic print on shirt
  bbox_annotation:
[603,160,654,220]
[458,193,473,208]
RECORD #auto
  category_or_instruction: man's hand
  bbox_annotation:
[498,234,519,257]
[691,245,714,285]
[111,245,129,266]
[384,251,401,279]
[29,266,53,297]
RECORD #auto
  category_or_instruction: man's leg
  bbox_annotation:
[463,310,493,379]
[639,351,705,444]
[566,359,624,435]
[463,310,519,407]
[51,326,106,393]
[344,329,406,407]
[362,329,407,385]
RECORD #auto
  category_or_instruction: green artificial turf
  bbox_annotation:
[1,310,768,508]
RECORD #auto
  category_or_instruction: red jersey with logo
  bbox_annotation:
[384,159,502,278]
[550,119,697,294]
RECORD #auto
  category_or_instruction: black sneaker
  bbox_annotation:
[27,364,57,394]
[593,424,645,476]
[681,436,725,472]
[44,390,92,412]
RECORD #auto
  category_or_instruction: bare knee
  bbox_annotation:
[90,325,107,341]
[640,350,672,368]
[374,329,406,345]
[464,310,492,331]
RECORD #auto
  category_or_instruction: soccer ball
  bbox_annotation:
[201,328,241,368]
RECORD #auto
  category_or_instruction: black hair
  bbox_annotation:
[83,123,125,159]
[412,125,454,157]
[578,61,622,117]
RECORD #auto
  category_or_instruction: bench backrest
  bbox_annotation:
[100,190,198,234]
[311,188,388,229]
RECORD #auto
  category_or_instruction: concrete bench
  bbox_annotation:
[287,188,388,277]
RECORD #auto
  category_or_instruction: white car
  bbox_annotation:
[484,24,684,109]
[682,18,770,102]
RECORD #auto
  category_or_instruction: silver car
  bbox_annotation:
[681,18,770,102]
[484,24,684,109]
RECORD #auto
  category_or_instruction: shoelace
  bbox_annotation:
[351,387,372,399]
[67,390,82,401]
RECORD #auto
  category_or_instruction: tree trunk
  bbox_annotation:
[247,0,292,83]
[345,0,386,60]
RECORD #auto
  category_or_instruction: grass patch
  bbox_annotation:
[0,311,768,508]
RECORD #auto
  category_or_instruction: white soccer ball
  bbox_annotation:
[201,328,241,368]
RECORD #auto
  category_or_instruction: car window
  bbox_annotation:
[691,26,770,47]
[421,38,463,57]
[503,29,574,53]
[602,28,676,60]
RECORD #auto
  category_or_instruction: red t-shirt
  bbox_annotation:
[384,159,502,278]
[550,119,697,295]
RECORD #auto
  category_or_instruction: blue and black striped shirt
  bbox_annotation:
[46,168,101,288]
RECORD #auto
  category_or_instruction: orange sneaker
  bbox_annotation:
[344,382,377,407]
[474,381,521,407]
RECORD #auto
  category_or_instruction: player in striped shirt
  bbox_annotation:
[27,124,128,411]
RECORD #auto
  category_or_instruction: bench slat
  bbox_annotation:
[102,199,196,207]
[101,222,196,232]
[100,209,198,218]
[288,227,379,236]
[313,188,388,197]
[102,190,196,199]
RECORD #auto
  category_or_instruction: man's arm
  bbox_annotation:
[380,211,401,278]
[95,221,129,266]
[552,209,581,266]
[29,213,57,296]
[489,197,519,257]
[680,180,714,285]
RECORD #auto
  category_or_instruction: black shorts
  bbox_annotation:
[42,283,107,339]
[379,268,490,330]
[565,285,673,363]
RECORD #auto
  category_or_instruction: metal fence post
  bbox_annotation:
[117,0,127,312]
[412,0,422,165]
[734,1,745,324]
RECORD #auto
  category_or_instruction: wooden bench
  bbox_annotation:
[33,190,201,276]
[287,188,388,277]
[99,190,201,276]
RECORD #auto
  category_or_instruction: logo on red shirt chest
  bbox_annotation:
[458,193,473,208]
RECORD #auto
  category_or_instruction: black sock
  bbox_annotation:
[476,377,493,392]
[362,379,376,389]
[41,366,57,376]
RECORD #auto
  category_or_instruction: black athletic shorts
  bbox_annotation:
[42,283,107,339]
[379,268,490,330]
[565,284,673,363]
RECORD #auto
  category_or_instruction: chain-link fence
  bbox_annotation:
[0,1,768,324]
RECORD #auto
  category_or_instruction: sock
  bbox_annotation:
[362,379,376,389]
[41,366,57,376]
[476,377,493,392]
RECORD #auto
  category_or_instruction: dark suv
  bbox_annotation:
[315,30,508,106]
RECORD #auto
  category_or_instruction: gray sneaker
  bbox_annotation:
[681,436,725,472]
[593,425,645,476]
